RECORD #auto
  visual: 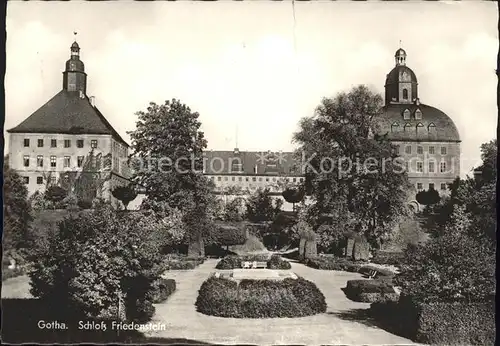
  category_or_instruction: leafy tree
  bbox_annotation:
[112,185,138,210]
[3,159,32,250]
[45,186,67,205]
[416,188,441,206]
[282,187,305,212]
[293,85,412,247]
[245,188,282,222]
[128,99,213,244]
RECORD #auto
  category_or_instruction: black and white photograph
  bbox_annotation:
[2,1,497,344]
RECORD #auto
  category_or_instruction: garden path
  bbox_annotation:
[146,259,420,345]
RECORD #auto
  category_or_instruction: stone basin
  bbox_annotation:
[212,269,298,281]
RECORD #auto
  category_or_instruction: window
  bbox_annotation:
[416,162,423,173]
[293,178,297,182]
[394,145,400,155]
[272,177,276,182]
[417,183,423,191]
[77,139,84,148]
[415,109,422,120]
[441,146,447,155]
[50,176,56,185]
[440,162,447,173]
[23,155,29,167]
[231,177,235,181]
[217,177,221,181]
[440,183,447,191]
[91,140,98,148]
[429,146,435,154]
[300,178,304,182]
[428,162,435,173]
[405,145,412,154]
[37,155,43,167]
[416,122,424,132]
[402,88,408,100]
[428,123,436,132]
[224,177,228,181]
[238,177,242,181]
[51,139,57,148]
[429,183,435,190]
[24,139,30,147]
[403,109,411,120]
[23,176,29,184]
[417,146,423,154]
[265,178,269,182]
[38,139,44,147]
[259,177,263,182]
[245,177,249,182]
[50,156,57,168]
[405,161,410,172]
[391,122,400,132]
[37,177,43,185]
[77,156,84,168]
[64,139,71,148]
[252,177,256,182]
[64,156,71,168]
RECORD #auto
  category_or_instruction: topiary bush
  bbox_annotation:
[267,254,291,270]
[28,205,166,322]
[195,276,326,318]
[147,278,176,303]
[215,255,243,269]
[344,280,398,303]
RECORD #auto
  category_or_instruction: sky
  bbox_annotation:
[4,1,498,177]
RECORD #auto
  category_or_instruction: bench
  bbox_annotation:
[241,261,268,269]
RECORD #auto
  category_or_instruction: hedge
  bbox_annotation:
[371,251,404,266]
[303,256,363,272]
[147,278,176,304]
[370,298,495,345]
[214,223,247,246]
[215,254,271,269]
[195,276,326,318]
[267,254,291,270]
[344,280,398,303]
[161,255,205,270]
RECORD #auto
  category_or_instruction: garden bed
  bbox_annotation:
[344,279,398,303]
[215,254,290,270]
[195,276,326,318]
[303,255,364,272]
[160,255,205,270]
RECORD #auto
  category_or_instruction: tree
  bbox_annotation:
[128,99,214,250]
[293,85,412,247]
[3,159,32,250]
[282,187,305,212]
[112,185,138,210]
[45,186,67,205]
[245,188,282,222]
[416,188,441,206]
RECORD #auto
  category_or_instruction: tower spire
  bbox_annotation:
[63,36,87,94]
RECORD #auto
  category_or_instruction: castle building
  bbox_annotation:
[375,48,461,201]
[7,41,131,203]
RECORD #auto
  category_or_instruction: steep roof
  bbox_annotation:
[7,90,129,147]
[203,150,300,175]
[374,103,461,142]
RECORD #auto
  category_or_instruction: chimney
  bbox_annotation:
[90,96,95,107]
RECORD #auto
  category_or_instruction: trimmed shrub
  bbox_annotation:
[371,298,495,345]
[214,223,247,247]
[215,255,243,269]
[304,255,362,272]
[267,255,291,270]
[371,251,404,266]
[147,278,176,303]
[196,277,326,318]
[344,280,398,303]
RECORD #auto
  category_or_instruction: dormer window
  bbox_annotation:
[403,109,411,120]
[416,122,424,133]
[428,122,436,132]
[391,122,400,132]
[415,108,422,120]
[403,123,412,132]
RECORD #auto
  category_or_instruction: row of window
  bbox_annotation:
[391,122,435,132]
[23,155,85,168]
[208,176,304,183]
[23,138,98,149]
[23,176,57,185]
[413,161,448,173]
[416,182,447,191]
[395,145,447,155]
